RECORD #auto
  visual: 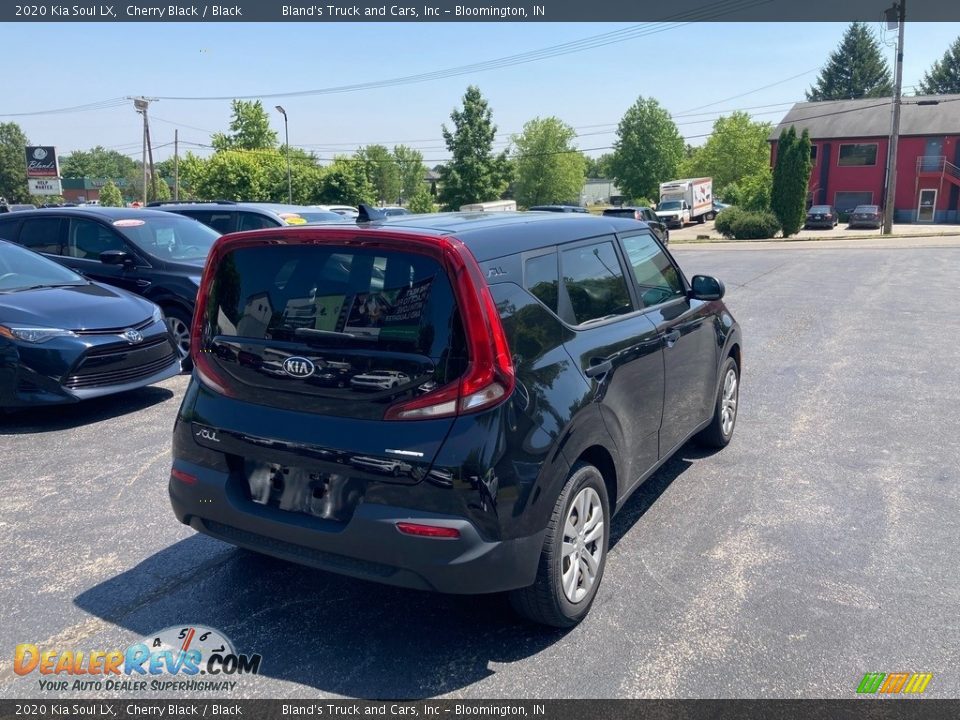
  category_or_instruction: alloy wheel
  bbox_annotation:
[166,316,191,358]
[561,486,605,603]
[720,367,738,437]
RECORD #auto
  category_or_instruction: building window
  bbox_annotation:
[838,143,878,167]
[835,191,873,212]
[810,145,818,163]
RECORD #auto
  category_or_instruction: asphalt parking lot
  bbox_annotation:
[2,237,959,699]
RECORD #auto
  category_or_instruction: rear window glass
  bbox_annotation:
[206,244,459,358]
[524,252,559,313]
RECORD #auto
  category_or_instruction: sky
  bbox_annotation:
[2,21,959,164]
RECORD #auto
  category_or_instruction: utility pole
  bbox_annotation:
[882,0,906,235]
[174,129,179,202]
[131,96,158,205]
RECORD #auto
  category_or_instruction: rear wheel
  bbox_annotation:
[509,463,609,628]
[695,356,739,448]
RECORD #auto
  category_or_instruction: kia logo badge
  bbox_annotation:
[122,328,144,344]
[282,356,315,378]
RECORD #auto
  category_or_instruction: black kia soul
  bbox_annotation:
[170,212,741,627]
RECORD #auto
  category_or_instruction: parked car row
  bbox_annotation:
[804,204,882,230]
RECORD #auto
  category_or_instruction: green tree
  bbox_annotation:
[393,145,426,204]
[438,86,511,210]
[721,168,772,212]
[407,185,435,213]
[610,97,685,201]
[318,155,375,206]
[193,149,284,201]
[679,112,773,192]
[149,175,171,203]
[0,122,30,203]
[211,100,278,151]
[806,22,893,101]
[770,127,813,236]
[585,153,614,179]
[98,180,123,207]
[356,144,400,205]
[59,146,137,179]
[918,36,960,95]
[283,148,327,205]
[512,117,587,208]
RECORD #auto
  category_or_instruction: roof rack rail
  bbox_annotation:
[146,200,238,207]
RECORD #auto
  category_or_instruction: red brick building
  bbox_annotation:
[770,95,960,223]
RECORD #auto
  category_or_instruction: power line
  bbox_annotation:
[0,98,129,118]
[151,0,772,101]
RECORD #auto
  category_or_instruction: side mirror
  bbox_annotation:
[690,274,725,301]
[99,250,134,268]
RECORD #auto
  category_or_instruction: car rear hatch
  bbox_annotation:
[188,227,513,518]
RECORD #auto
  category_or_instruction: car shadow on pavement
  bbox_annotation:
[609,442,716,550]
[0,386,174,435]
[74,533,566,698]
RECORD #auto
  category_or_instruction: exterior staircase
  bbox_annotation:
[917,156,960,187]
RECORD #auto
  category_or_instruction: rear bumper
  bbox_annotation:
[169,459,544,594]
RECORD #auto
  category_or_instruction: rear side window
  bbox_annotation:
[181,210,233,234]
[238,212,276,231]
[207,244,459,359]
[67,219,124,259]
[560,240,632,325]
[524,252,559,314]
[19,217,62,254]
[620,233,684,308]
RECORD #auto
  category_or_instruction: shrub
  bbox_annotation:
[407,186,436,213]
[98,181,123,207]
[714,207,780,240]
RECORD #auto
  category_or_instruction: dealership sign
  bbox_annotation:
[25,146,59,178]
[28,178,63,196]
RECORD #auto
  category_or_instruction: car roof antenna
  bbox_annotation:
[357,204,387,223]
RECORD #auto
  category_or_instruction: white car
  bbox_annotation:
[313,204,359,218]
[349,370,410,390]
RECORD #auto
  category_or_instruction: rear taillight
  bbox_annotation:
[383,238,514,421]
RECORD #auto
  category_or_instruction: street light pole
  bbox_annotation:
[276,105,292,204]
[882,0,906,235]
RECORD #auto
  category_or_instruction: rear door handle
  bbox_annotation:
[585,358,613,378]
[663,329,681,348]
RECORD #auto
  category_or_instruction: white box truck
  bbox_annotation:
[657,177,713,227]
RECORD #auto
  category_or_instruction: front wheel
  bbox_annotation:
[509,463,610,628]
[695,356,739,448]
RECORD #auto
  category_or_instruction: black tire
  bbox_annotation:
[705,212,715,221]
[695,356,740,449]
[509,463,610,628]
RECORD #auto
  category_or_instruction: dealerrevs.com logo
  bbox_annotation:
[14,625,262,693]
[857,672,933,695]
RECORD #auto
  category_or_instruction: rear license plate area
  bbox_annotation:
[243,460,363,523]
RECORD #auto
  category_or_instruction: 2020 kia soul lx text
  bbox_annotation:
[170,211,742,627]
